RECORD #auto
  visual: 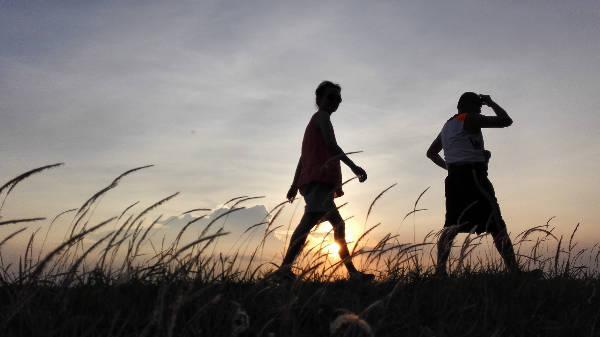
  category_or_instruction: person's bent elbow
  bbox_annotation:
[503,117,513,127]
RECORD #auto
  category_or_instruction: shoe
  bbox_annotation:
[349,271,375,282]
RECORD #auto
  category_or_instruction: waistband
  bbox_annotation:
[447,162,488,172]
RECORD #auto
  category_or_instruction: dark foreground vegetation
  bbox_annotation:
[1,274,600,337]
[1,165,598,336]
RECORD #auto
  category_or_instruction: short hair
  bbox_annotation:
[457,92,481,112]
[315,81,341,107]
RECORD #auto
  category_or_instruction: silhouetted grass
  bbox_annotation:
[0,165,598,337]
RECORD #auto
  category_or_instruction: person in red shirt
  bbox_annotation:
[272,81,374,282]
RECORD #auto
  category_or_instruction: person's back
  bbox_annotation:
[297,112,343,197]
[440,113,486,165]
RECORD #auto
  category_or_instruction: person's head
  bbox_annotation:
[457,92,482,114]
[315,81,342,113]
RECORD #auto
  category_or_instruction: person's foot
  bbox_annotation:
[267,268,297,282]
[433,268,449,279]
[349,271,375,282]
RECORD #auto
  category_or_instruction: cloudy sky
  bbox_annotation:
[1,1,599,259]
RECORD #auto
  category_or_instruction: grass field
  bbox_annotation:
[1,165,599,337]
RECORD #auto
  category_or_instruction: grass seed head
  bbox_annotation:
[330,313,374,337]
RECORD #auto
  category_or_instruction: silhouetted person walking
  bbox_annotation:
[273,81,374,282]
[427,92,520,276]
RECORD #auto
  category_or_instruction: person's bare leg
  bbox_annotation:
[491,227,519,272]
[329,212,375,281]
[331,217,358,274]
[279,212,321,273]
[436,226,460,276]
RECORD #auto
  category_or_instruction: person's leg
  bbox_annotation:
[473,171,520,273]
[436,225,460,275]
[491,226,519,272]
[328,211,359,274]
[279,212,322,272]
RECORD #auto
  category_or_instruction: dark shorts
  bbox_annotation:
[299,182,344,225]
[445,163,506,234]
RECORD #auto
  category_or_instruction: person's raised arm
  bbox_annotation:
[426,133,447,170]
[465,95,513,130]
[287,157,302,203]
[315,111,367,182]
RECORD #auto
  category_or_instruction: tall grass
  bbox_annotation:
[0,165,598,337]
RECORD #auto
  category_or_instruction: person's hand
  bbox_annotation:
[287,185,298,203]
[479,94,493,106]
[352,166,367,182]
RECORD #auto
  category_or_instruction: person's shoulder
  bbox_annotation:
[442,114,458,129]
[463,113,482,133]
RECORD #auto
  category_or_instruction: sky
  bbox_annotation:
[1,1,599,262]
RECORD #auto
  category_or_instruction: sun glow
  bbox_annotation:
[307,218,361,261]
[326,242,341,256]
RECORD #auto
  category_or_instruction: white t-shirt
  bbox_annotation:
[441,113,486,164]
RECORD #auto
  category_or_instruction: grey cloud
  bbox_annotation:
[159,205,270,232]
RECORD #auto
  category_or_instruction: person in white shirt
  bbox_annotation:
[426,92,519,276]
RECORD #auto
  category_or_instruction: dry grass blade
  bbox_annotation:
[243,221,269,234]
[50,208,78,225]
[75,165,153,219]
[132,215,163,259]
[200,207,245,238]
[545,216,556,227]
[97,215,133,270]
[401,208,428,223]
[118,201,140,221]
[518,226,558,242]
[265,225,283,239]
[41,209,77,260]
[230,196,265,209]
[267,200,290,217]
[0,163,64,213]
[0,227,28,249]
[242,207,286,279]
[322,151,363,168]
[365,183,397,226]
[554,235,563,275]
[129,192,179,229]
[223,196,248,207]
[413,186,430,211]
[71,165,153,235]
[352,223,381,255]
[23,228,40,272]
[298,261,325,280]
[169,231,230,262]
[342,176,358,186]
[62,231,115,286]
[30,216,115,281]
[0,218,46,227]
[174,215,208,248]
[181,208,211,215]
